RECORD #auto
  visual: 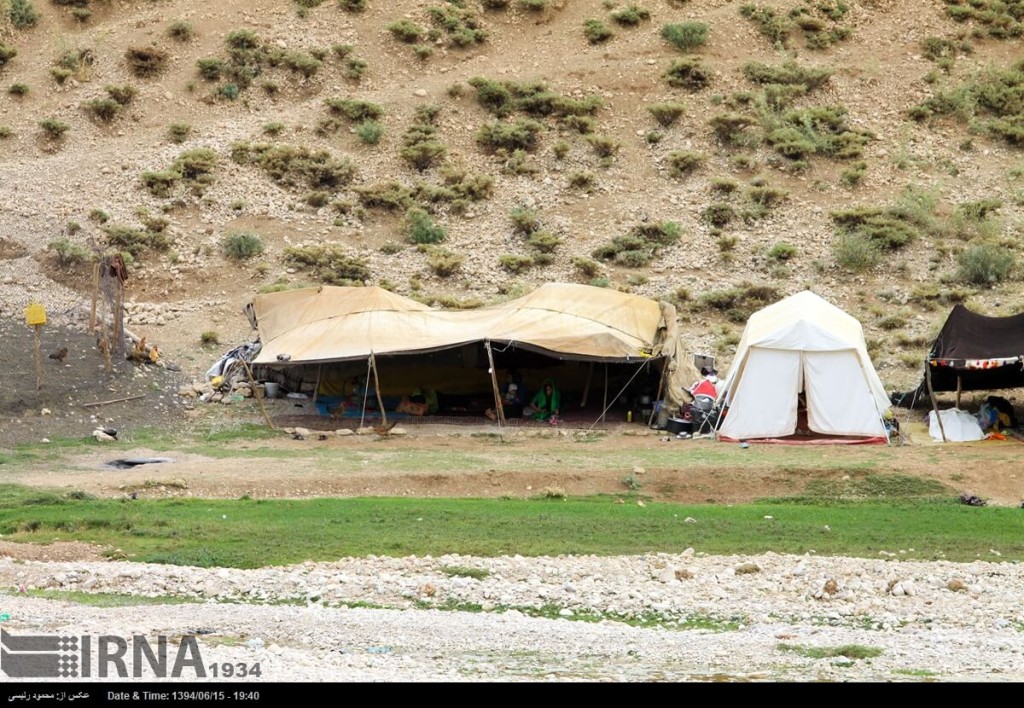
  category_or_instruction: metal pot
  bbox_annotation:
[665,417,691,435]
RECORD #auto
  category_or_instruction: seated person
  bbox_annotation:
[486,374,523,421]
[523,379,561,423]
[690,368,719,399]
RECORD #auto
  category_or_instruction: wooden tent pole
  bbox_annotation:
[925,360,946,442]
[33,324,42,391]
[241,359,274,430]
[601,364,608,423]
[370,352,388,426]
[580,361,594,407]
[313,364,323,409]
[484,341,506,430]
[955,375,962,409]
[649,360,668,428]
[89,261,99,332]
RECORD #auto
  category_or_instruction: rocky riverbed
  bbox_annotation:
[2,550,1022,682]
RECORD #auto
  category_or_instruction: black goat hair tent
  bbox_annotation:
[925,304,1024,392]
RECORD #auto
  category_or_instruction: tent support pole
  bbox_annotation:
[580,361,594,408]
[312,364,322,409]
[649,360,668,428]
[602,364,608,423]
[925,360,946,442]
[369,352,387,426]
[240,359,275,430]
[955,375,962,409]
[359,358,373,429]
[484,341,505,432]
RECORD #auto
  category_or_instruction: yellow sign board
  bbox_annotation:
[24,302,47,327]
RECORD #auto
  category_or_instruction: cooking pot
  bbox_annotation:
[665,417,691,435]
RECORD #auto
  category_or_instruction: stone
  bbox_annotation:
[735,563,760,575]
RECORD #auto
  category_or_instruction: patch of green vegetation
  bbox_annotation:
[440,565,491,580]
[282,244,370,285]
[592,221,681,268]
[697,282,779,323]
[231,142,356,191]
[778,643,883,660]
[20,589,198,607]
[771,474,951,505]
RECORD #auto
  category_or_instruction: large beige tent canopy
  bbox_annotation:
[245,283,697,410]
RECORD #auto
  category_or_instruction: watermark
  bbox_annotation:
[1,628,260,679]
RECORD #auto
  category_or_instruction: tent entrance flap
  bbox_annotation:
[804,350,886,437]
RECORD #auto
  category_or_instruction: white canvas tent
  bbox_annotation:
[715,291,890,441]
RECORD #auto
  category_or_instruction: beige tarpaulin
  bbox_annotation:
[247,283,697,410]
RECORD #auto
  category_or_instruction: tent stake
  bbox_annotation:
[369,352,388,426]
[925,360,946,442]
[484,341,505,431]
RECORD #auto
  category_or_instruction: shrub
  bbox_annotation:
[647,102,686,127]
[355,181,415,211]
[343,56,367,81]
[70,7,90,22]
[519,0,548,11]
[663,57,712,91]
[284,51,322,78]
[140,170,180,197]
[0,43,18,68]
[476,119,544,152]
[233,143,356,190]
[742,60,832,91]
[666,150,705,178]
[527,230,560,253]
[39,118,69,139]
[355,119,383,145]
[89,209,109,223]
[766,242,796,261]
[661,22,708,52]
[740,3,794,48]
[283,244,370,285]
[833,233,881,272]
[586,134,620,157]
[499,254,534,273]
[200,331,220,346]
[222,231,265,260]
[957,243,1016,285]
[0,126,13,139]
[10,0,39,29]
[125,46,170,77]
[49,238,91,268]
[611,5,650,26]
[167,20,195,42]
[405,207,446,244]
[105,84,137,105]
[338,0,367,9]
[573,256,602,278]
[218,83,240,100]
[699,283,779,323]
[325,98,384,121]
[702,203,736,227]
[426,248,464,277]
[592,222,681,267]
[103,224,172,256]
[388,19,425,43]
[8,83,29,96]
[568,171,596,191]
[509,206,540,235]
[841,160,868,186]
[583,19,614,44]
[167,123,192,143]
[82,98,123,122]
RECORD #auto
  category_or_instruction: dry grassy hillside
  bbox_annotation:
[1,0,1023,392]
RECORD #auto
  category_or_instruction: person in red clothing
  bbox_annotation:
[690,368,719,399]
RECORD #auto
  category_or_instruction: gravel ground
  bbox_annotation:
[2,551,1022,682]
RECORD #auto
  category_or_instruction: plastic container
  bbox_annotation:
[263,382,280,398]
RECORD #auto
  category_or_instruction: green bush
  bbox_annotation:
[103,224,172,256]
[39,118,69,139]
[325,98,384,121]
[702,203,736,227]
[338,0,367,10]
[499,254,534,273]
[510,207,541,235]
[283,244,370,285]
[0,126,13,139]
[167,20,195,42]
[426,248,464,277]
[833,233,881,272]
[647,102,687,127]
[8,83,29,96]
[233,142,356,190]
[0,44,19,68]
[742,60,832,90]
[222,232,265,260]
[82,98,123,123]
[476,119,544,153]
[957,243,1016,285]
[739,3,794,48]
[405,207,446,244]
[48,238,91,268]
[611,5,650,26]
[10,0,39,29]
[661,22,708,52]
[355,120,383,145]
[666,150,705,178]
[167,123,192,143]
[766,242,797,261]
[573,256,602,278]
[663,57,712,91]
[200,331,220,346]
[583,19,614,44]
[388,19,424,43]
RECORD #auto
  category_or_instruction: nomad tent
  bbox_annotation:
[922,304,1024,395]
[244,283,698,421]
[715,291,890,442]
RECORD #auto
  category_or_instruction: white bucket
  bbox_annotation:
[263,382,280,399]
